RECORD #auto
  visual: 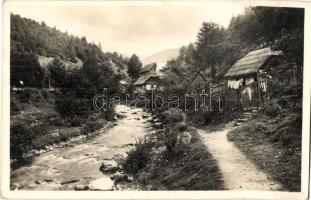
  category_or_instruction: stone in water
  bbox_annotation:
[89,177,114,191]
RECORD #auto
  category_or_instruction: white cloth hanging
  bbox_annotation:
[228,78,243,89]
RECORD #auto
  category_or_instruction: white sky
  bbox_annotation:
[10,2,247,58]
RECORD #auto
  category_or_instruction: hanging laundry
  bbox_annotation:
[227,78,243,89]
[245,77,255,85]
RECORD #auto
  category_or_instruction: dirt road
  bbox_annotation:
[198,123,282,190]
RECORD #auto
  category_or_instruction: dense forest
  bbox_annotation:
[162,6,304,86]
[10,13,144,118]
[10,13,141,164]
[10,13,131,88]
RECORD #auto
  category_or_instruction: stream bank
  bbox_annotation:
[11,105,159,190]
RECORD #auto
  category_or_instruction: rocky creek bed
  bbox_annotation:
[10,105,162,191]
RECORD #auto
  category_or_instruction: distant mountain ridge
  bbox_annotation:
[142,48,180,70]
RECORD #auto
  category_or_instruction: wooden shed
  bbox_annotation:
[224,47,282,108]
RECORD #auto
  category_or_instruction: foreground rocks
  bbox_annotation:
[111,173,133,184]
[100,160,119,173]
[74,185,89,191]
[89,177,115,191]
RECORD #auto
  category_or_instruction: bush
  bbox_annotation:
[81,121,103,135]
[10,123,33,162]
[270,115,302,147]
[263,100,281,117]
[161,108,184,124]
[68,116,84,127]
[50,115,67,126]
[131,130,225,190]
[100,108,116,121]
[246,120,267,134]
[10,95,23,115]
[55,95,91,118]
[158,123,188,159]
[188,110,216,126]
[122,138,153,174]
[18,88,44,103]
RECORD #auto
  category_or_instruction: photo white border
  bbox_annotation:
[1,1,310,199]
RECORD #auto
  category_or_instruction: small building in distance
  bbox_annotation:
[187,71,208,93]
[139,63,157,76]
[119,80,129,93]
[133,63,162,93]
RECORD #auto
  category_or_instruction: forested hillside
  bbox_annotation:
[10,14,135,165]
[162,7,304,85]
[10,14,129,88]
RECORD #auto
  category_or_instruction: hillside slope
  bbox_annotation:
[142,48,179,70]
[10,14,128,87]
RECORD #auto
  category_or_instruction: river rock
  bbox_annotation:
[153,122,163,129]
[11,183,20,190]
[75,185,89,191]
[60,178,80,185]
[100,160,119,173]
[142,115,149,119]
[235,122,243,126]
[111,173,132,183]
[127,175,134,182]
[51,132,60,137]
[89,177,115,191]
[44,178,53,182]
[35,180,44,184]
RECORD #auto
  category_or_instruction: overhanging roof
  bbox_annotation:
[224,47,282,77]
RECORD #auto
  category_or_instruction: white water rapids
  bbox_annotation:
[11,105,157,190]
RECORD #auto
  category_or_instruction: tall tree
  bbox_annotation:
[10,53,45,88]
[227,7,304,66]
[253,7,304,66]
[48,57,67,88]
[194,22,226,80]
[127,54,142,80]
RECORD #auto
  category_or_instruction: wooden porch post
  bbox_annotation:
[257,72,262,107]
[209,82,212,111]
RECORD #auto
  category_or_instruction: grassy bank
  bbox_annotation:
[227,111,301,191]
[121,109,224,190]
[10,89,117,167]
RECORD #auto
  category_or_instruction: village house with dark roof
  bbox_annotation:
[133,63,162,93]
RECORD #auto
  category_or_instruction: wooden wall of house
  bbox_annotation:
[223,89,238,110]
[240,82,260,108]
[145,77,161,87]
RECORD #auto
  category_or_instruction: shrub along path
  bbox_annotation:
[198,122,283,190]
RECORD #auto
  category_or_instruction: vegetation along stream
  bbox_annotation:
[11,105,157,191]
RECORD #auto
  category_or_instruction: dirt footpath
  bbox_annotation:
[198,124,282,190]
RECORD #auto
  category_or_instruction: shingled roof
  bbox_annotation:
[133,74,160,86]
[140,63,157,74]
[224,47,282,77]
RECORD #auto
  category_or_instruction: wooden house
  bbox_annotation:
[133,63,162,93]
[224,47,283,108]
[139,63,157,76]
[119,80,129,93]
